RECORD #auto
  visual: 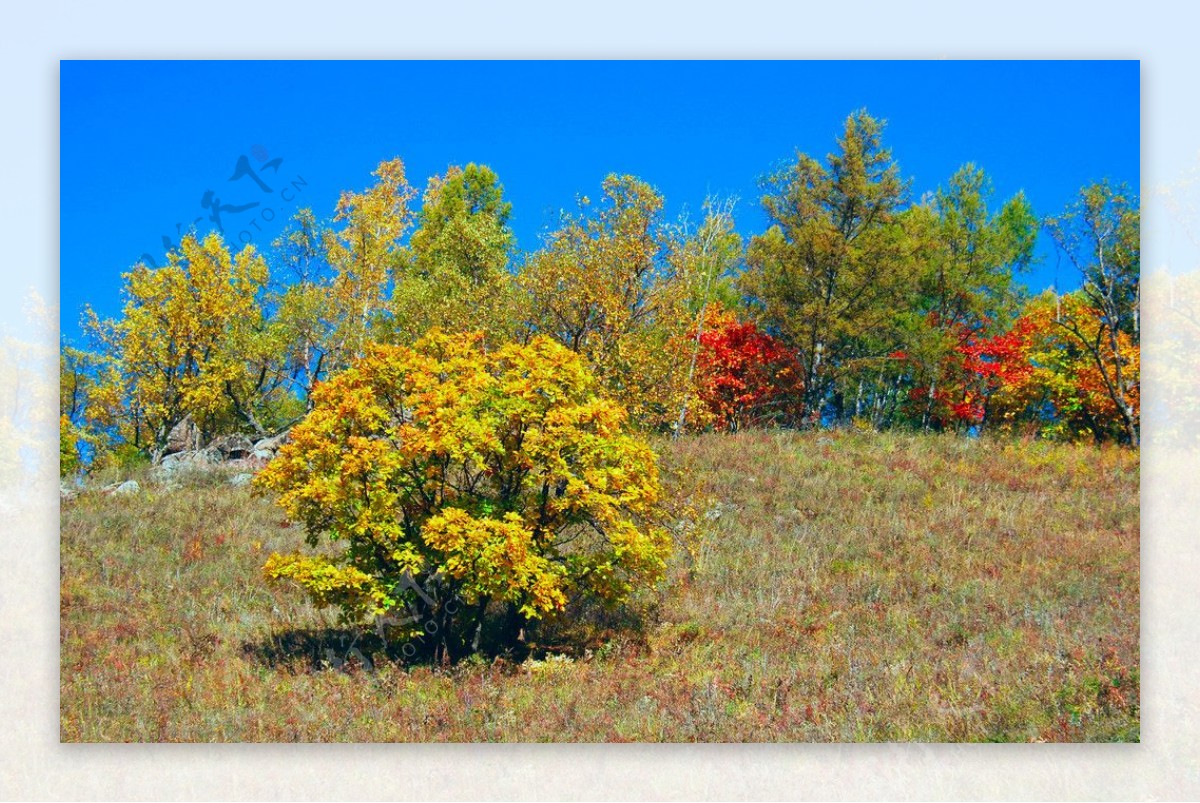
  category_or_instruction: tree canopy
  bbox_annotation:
[63,110,1141,479]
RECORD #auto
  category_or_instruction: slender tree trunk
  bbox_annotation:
[1105,322,1139,447]
[805,341,825,427]
[675,300,709,439]
[468,601,489,655]
[922,375,938,433]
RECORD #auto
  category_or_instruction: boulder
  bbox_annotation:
[251,430,291,457]
[229,473,255,487]
[165,415,201,456]
[111,480,140,495]
[160,449,219,471]
[153,430,289,477]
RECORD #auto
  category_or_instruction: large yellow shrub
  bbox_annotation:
[255,330,671,661]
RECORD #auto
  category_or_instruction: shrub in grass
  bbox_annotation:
[255,330,671,663]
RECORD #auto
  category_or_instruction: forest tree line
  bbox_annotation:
[60,110,1141,474]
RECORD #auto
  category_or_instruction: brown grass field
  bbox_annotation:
[60,430,1139,742]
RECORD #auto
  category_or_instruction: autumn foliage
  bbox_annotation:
[81,233,282,461]
[254,331,671,661]
[891,294,1140,443]
[691,306,804,431]
[894,315,1035,430]
[987,295,1140,442]
[64,132,1140,473]
[519,175,695,430]
[60,118,1141,664]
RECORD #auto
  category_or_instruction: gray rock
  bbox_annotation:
[112,480,140,495]
[250,448,274,460]
[251,431,291,456]
[197,446,225,464]
[160,449,219,470]
[229,473,255,487]
[158,453,185,471]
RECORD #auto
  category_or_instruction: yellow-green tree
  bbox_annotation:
[389,163,523,345]
[519,174,694,429]
[740,110,912,425]
[59,343,105,475]
[269,207,337,406]
[324,157,416,360]
[270,159,417,406]
[669,196,743,435]
[255,330,671,662]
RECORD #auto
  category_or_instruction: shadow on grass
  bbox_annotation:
[241,628,396,674]
[241,596,658,675]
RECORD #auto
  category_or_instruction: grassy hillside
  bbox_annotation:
[60,431,1139,742]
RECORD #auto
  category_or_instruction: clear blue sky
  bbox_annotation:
[60,60,1139,340]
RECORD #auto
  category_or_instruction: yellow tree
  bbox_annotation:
[256,331,671,662]
[270,159,417,405]
[84,232,272,460]
[322,157,416,363]
[519,175,694,429]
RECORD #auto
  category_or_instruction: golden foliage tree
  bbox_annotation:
[519,174,695,429]
[84,232,276,460]
[255,330,672,662]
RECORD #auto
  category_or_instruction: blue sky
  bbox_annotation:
[60,60,1139,340]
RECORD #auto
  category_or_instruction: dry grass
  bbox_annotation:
[60,431,1139,742]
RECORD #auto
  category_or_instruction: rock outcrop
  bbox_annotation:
[154,429,292,475]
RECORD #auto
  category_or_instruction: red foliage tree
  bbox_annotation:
[691,307,804,432]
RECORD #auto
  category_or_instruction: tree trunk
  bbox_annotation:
[922,375,938,433]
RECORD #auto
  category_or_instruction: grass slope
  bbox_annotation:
[60,431,1139,742]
